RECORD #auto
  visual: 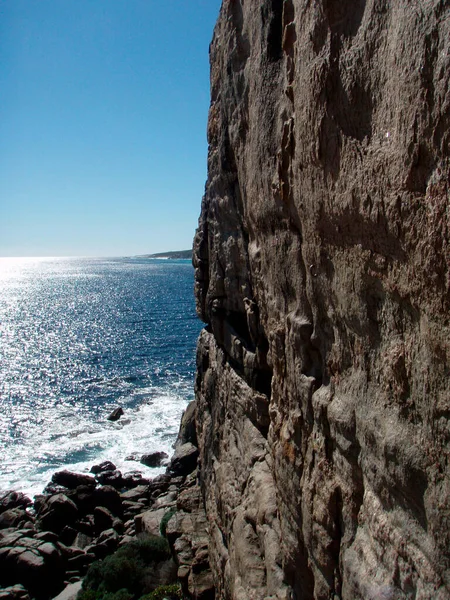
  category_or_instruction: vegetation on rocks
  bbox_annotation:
[77,535,172,600]
[159,509,176,538]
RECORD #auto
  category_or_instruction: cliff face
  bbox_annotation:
[193,1,450,599]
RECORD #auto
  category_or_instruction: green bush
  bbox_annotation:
[159,509,176,538]
[78,535,172,600]
[139,583,183,600]
[78,589,133,600]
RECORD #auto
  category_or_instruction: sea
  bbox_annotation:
[0,256,203,499]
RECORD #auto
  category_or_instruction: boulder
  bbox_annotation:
[90,460,117,474]
[67,485,97,514]
[134,508,167,537]
[0,584,31,600]
[0,530,29,548]
[112,518,124,534]
[93,485,123,517]
[168,443,199,477]
[120,485,149,503]
[93,506,115,533]
[0,492,32,514]
[36,494,78,533]
[51,470,96,489]
[95,469,124,488]
[34,530,59,544]
[140,451,169,467]
[122,471,150,488]
[59,525,77,546]
[0,508,32,530]
[73,532,93,550]
[125,452,140,461]
[74,515,94,536]
[51,581,82,600]
[0,543,65,599]
[175,400,197,448]
[107,407,123,421]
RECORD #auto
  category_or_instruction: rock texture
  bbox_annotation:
[193,1,449,599]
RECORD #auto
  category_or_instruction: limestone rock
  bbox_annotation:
[193,1,450,598]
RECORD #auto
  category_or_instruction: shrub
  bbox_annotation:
[78,535,172,599]
[159,509,176,538]
[139,583,183,600]
[78,590,133,600]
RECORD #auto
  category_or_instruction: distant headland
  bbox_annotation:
[141,249,192,260]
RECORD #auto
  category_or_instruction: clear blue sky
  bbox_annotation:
[0,0,222,257]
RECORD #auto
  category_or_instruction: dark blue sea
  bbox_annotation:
[0,256,202,497]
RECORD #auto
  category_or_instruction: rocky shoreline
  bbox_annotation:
[0,401,214,600]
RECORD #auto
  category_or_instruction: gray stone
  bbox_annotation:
[168,443,199,477]
[140,451,169,467]
[36,493,78,533]
[192,1,450,598]
[107,407,123,421]
[0,508,31,530]
[0,492,32,514]
[51,470,96,489]
[175,400,198,448]
[51,580,83,600]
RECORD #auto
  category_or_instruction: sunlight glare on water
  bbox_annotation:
[0,256,202,497]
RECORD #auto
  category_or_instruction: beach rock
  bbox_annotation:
[73,532,93,550]
[175,400,197,448]
[134,508,167,537]
[0,542,65,599]
[0,508,32,530]
[120,485,149,503]
[93,506,115,533]
[34,530,59,543]
[59,525,77,546]
[95,469,124,488]
[107,407,124,421]
[0,530,29,549]
[93,485,123,517]
[74,515,94,536]
[90,460,116,474]
[111,517,124,534]
[168,443,198,477]
[35,493,78,533]
[51,470,96,490]
[122,500,145,520]
[0,584,31,600]
[66,484,97,514]
[140,451,169,467]
[122,472,150,488]
[86,530,119,559]
[0,492,32,514]
[51,580,82,600]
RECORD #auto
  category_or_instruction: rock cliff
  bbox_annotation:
[193,0,449,598]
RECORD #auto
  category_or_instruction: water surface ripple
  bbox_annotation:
[0,256,202,497]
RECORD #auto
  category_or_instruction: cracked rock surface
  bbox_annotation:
[193,0,449,598]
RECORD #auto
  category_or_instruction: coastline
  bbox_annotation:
[0,400,213,599]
